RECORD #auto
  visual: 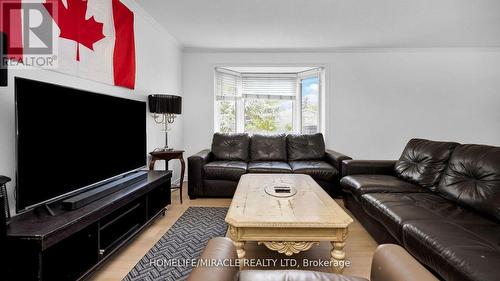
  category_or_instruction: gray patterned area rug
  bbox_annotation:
[123,207,228,281]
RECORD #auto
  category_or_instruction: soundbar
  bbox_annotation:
[62,171,148,210]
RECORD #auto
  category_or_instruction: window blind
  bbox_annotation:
[216,68,297,101]
[215,68,240,101]
[242,74,297,100]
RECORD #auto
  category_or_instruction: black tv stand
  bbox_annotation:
[5,170,171,281]
[34,203,56,216]
[62,170,148,210]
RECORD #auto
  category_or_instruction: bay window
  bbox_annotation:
[215,67,324,134]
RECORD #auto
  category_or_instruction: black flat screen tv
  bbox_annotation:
[15,78,147,211]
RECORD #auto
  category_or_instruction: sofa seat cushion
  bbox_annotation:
[360,193,487,242]
[394,138,459,190]
[403,220,500,281]
[289,161,338,181]
[437,144,500,222]
[204,161,247,181]
[341,175,429,198]
[248,161,292,173]
[250,134,287,161]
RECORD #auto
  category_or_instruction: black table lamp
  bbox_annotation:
[148,94,182,151]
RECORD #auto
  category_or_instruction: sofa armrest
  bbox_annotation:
[341,160,396,177]
[187,237,239,281]
[325,149,352,174]
[188,149,212,198]
[188,149,212,163]
[371,244,439,281]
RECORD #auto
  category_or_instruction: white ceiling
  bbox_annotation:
[136,0,500,50]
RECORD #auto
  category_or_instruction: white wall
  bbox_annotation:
[182,49,500,160]
[0,1,183,215]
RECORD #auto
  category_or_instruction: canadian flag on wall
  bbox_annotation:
[1,0,136,89]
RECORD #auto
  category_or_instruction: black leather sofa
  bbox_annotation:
[188,133,350,199]
[341,138,500,281]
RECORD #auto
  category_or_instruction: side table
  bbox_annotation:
[149,150,185,203]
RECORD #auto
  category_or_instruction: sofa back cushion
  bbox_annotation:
[211,133,250,161]
[394,139,459,190]
[437,144,500,222]
[250,134,287,161]
[287,133,325,161]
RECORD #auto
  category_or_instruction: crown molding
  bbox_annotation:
[183,46,500,54]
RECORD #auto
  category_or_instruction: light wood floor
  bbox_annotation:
[89,184,378,281]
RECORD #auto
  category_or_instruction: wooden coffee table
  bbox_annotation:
[225,174,353,273]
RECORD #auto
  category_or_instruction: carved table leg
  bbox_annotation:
[233,241,246,259]
[179,157,185,204]
[149,158,157,170]
[228,225,245,259]
[330,241,346,273]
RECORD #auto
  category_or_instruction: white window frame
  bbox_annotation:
[213,67,241,133]
[214,67,325,134]
[298,68,324,134]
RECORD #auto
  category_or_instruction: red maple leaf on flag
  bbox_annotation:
[44,0,106,61]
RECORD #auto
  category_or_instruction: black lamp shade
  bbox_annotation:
[148,94,182,114]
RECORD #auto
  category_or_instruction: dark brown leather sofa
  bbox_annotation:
[341,138,500,281]
[187,237,439,281]
[188,133,350,199]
